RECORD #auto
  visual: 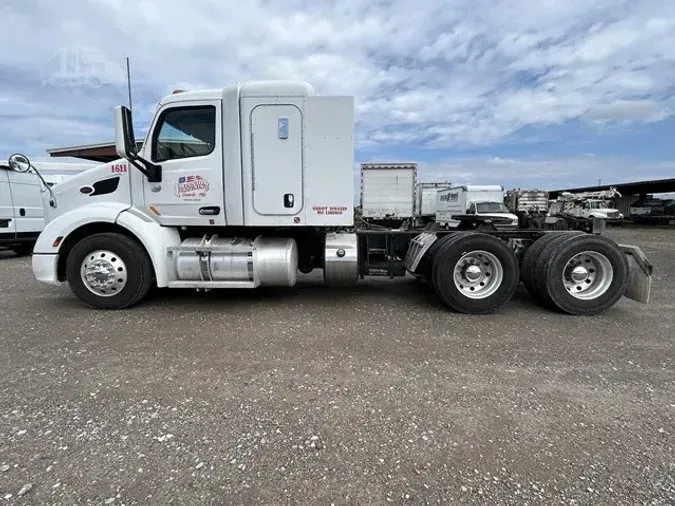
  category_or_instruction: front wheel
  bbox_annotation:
[65,233,154,309]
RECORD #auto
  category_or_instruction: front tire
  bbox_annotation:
[66,233,154,309]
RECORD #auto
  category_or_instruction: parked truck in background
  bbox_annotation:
[436,185,519,229]
[505,189,549,228]
[629,197,675,225]
[360,163,417,227]
[1,161,94,255]
[549,189,624,222]
[8,80,652,316]
[413,182,452,227]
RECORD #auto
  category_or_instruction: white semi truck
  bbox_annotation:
[8,81,652,315]
[1,162,94,255]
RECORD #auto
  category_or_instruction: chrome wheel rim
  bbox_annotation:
[453,250,504,299]
[563,251,613,300]
[80,250,127,297]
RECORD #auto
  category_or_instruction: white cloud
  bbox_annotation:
[0,0,674,188]
[584,100,669,124]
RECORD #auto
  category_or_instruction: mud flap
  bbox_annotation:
[619,244,652,304]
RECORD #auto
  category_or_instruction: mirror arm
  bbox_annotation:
[127,154,162,183]
[27,165,58,208]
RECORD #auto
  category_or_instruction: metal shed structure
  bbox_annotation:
[47,140,144,163]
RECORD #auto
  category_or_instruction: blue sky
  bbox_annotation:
[1,0,674,192]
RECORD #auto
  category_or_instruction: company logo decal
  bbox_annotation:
[440,192,458,202]
[175,175,210,201]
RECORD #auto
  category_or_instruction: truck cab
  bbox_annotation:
[466,201,519,225]
[577,200,623,220]
[436,185,519,229]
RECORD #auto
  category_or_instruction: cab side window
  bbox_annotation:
[152,106,216,162]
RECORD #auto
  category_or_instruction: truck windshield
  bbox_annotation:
[475,202,509,213]
[589,201,609,209]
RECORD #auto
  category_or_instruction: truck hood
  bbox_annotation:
[589,209,621,216]
[43,159,131,223]
[478,212,519,223]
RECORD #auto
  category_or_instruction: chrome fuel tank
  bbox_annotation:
[175,236,298,287]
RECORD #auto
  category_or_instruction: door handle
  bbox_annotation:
[198,206,220,216]
[19,208,26,217]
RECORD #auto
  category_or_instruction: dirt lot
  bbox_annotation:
[0,227,673,505]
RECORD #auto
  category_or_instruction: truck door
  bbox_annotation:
[143,101,225,227]
[0,168,16,238]
[251,104,303,215]
[6,170,44,235]
[580,201,591,218]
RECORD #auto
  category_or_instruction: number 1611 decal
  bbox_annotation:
[111,163,128,173]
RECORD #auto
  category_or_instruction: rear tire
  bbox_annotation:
[422,232,473,289]
[432,233,519,314]
[66,233,154,309]
[521,232,584,298]
[533,234,628,315]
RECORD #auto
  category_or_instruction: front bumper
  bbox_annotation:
[32,254,61,286]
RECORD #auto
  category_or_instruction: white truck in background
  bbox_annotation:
[360,163,417,226]
[1,161,94,255]
[549,188,624,221]
[436,185,518,229]
[6,80,653,316]
[414,182,452,226]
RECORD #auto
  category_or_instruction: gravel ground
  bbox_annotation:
[0,227,674,505]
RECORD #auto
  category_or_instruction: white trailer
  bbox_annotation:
[436,185,518,229]
[1,161,93,254]
[9,80,652,315]
[360,163,417,222]
[414,182,452,226]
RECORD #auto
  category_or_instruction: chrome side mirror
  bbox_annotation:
[8,153,58,208]
[8,153,31,173]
